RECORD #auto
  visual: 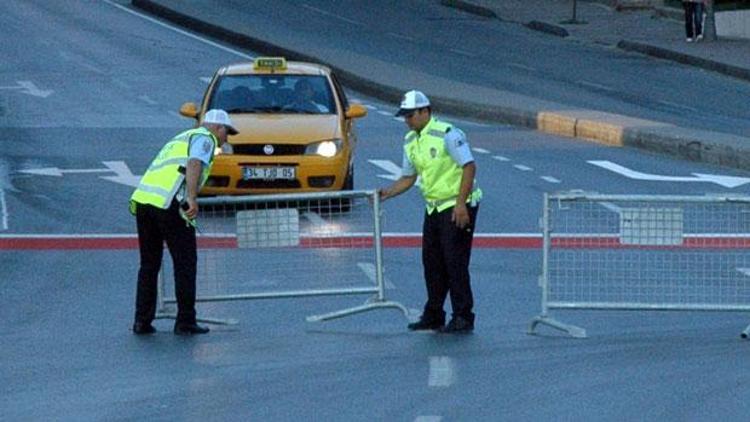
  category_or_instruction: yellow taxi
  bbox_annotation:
[179,57,367,196]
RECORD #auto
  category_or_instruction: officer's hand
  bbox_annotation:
[185,197,199,219]
[452,203,470,229]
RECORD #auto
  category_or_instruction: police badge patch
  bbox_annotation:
[430,147,437,158]
[202,139,213,154]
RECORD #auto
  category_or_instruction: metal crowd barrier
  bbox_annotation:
[529,192,750,338]
[156,190,409,325]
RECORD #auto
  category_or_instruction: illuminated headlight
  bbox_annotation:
[305,139,341,158]
[215,143,233,156]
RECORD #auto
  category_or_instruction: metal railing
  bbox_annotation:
[156,190,409,324]
[530,192,750,338]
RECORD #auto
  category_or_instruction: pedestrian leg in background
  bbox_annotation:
[695,2,705,41]
[683,2,696,42]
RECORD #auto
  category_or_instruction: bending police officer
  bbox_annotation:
[379,91,482,333]
[130,109,238,335]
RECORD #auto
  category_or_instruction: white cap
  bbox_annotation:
[395,90,430,116]
[203,109,239,135]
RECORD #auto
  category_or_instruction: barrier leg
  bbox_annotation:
[529,315,587,338]
[307,298,413,322]
[741,323,750,339]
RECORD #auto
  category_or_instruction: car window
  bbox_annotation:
[209,75,336,115]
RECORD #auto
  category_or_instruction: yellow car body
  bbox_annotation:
[180,58,367,196]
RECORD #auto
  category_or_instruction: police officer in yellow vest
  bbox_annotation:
[131,109,238,335]
[379,91,482,333]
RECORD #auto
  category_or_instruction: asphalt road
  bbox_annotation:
[2,1,750,421]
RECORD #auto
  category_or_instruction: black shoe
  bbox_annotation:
[407,317,445,331]
[173,323,210,335]
[439,316,474,334]
[132,322,156,335]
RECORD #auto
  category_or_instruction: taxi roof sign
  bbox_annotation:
[253,57,287,71]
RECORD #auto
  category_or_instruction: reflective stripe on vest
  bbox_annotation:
[404,117,481,214]
[130,127,217,211]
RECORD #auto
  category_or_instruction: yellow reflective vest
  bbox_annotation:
[404,118,482,214]
[130,127,217,212]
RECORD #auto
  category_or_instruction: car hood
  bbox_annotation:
[228,114,340,144]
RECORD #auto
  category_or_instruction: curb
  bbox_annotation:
[132,0,750,172]
[439,0,498,19]
[617,40,750,83]
[525,21,570,37]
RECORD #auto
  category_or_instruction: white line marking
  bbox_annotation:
[103,0,254,59]
[658,100,698,113]
[540,176,560,183]
[302,211,327,227]
[428,357,456,387]
[472,147,490,154]
[138,95,158,105]
[415,417,442,422]
[508,62,536,72]
[364,104,377,110]
[387,32,414,42]
[394,117,405,123]
[377,110,393,116]
[357,262,395,289]
[578,80,615,91]
[449,48,476,57]
[0,189,8,231]
[493,155,510,162]
[301,4,363,25]
[514,164,533,171]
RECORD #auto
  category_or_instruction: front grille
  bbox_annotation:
[236,179,302,189]
[232,144,306,156]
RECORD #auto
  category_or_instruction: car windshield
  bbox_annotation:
[209,75,336,115]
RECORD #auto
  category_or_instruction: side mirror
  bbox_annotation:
[345,103,367,119]
[179,102,199,119]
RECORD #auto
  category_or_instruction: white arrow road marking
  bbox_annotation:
[19,166,112,177]
[428,356,456,387]
[357,262,395,289]
[368,159,401,181]
[19,161,142,188]
[588,160,750,188]
[0,81,53,98]
[100,161,141,187]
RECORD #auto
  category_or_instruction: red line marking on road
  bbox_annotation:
[1,234,749,250]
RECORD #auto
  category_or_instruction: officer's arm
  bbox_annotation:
[457,162,476,206]
[379,175,417,201]
[184,158,203,219]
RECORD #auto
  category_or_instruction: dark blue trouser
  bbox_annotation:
[421,204,478,323]
[683,2,704,39]
[134,200,197,325]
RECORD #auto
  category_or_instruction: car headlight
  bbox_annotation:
[305,139,342,158]
[215,143,233,156]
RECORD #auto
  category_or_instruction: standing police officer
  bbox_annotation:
[379,91,481,333]
[131,109,238,335]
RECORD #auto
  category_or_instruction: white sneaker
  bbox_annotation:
[686,37,694,42]
[697,34,704,41]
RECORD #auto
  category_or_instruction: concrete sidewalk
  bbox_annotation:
[132,0,750,171]
[450,0,750,82]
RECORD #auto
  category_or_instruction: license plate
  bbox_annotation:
[242,166,296,180]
